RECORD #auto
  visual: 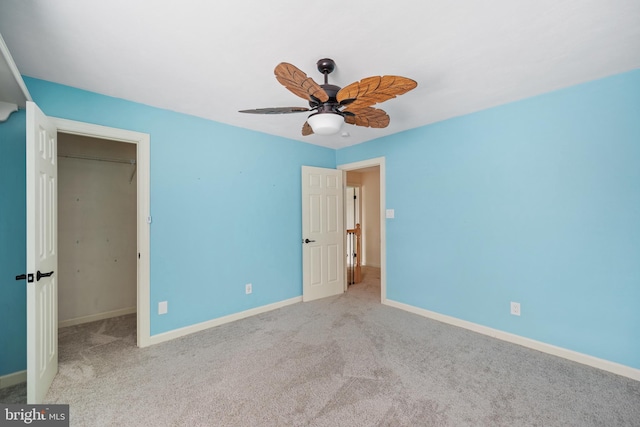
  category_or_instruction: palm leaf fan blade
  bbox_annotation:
[274,63,329,103]
[344,107,390,128]
[337,76,417,109]
[302,121,314,136]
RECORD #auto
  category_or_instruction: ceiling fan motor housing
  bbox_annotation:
[310,84,341,110]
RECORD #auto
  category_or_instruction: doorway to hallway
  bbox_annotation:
[339,157,386,303]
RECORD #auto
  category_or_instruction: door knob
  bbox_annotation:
[304,239,316,244]
[36,270,54,281]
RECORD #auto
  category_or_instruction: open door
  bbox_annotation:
[26,101,58,403]
[301,166,344,301]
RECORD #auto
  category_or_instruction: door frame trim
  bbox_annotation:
[52,118,151,347]
[337,157,386,302]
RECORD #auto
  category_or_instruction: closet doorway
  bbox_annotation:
[57,134,137,329]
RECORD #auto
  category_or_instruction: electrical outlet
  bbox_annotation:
[158,301,168,315]
[245,283,252,295]
[510,302,521,316]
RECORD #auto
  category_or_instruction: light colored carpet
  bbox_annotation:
[2,267,639,426]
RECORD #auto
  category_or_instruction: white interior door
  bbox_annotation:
[26,101,58,403]
[301,166,344,301]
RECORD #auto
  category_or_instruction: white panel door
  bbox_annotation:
[302,166,344,302]
[26,101,58,403]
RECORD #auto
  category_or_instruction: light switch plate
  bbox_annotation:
[386,209,395,219]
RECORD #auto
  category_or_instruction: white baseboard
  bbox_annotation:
[59,307,137,328]
[384,299,640,382]
[146,296,303,347]
[0,370,26,389]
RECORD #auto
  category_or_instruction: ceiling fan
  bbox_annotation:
[239,58,417,136]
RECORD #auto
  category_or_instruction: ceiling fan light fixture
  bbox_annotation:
[240,59,417,137]
[307,112,343,135]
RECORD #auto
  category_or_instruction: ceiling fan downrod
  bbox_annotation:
[316,58,336,85]
[311,58,342,112]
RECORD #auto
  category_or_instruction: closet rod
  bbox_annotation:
[59,154,136,165]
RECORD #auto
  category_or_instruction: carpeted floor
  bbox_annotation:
[2,268,639,426]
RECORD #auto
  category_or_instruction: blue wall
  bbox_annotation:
[23,77,336,336]
[337,69,640,369]
[3,69,638,377]
[0,110,27,376]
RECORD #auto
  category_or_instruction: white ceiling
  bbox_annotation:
[1,1,639,149]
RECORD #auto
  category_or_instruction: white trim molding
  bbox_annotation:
[0,32,32,115]
[384,299,640,382]
[0,101,18,122]
[147,297,302,346]
[0,370,26,389]
[337,157,386,304]
[51,117,151,348]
